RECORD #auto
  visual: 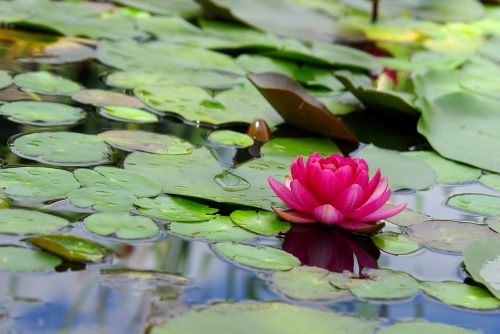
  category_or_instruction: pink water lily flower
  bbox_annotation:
[268,153,406,233]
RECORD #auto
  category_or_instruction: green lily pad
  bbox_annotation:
[0,246,61,272]
[0,2,32,23]
[479,174,500,192]
[114,0,201,17]
[135,195,218,222]
[27,234,108,263]
[208,130,254,148]
[378,321,480,334]
[0,70,13,90]
[213,242,300,271]
[236,54,298,77]
[353,144,436,191]
[347,269,419,300]
[420,281,500,310]
[407,220,499,253]
[384,208,430,227]
[71,89,144,108]
[402,151,481,184]
[68,186,136,212]
[74,167,161,198]
[13,71,81,95]
[459,65,500,101]
[0,193,10,209]
[373,232,420,255]
[446,194,500,216]
[11,132,113,166]
[98,130,193,155]
[0,101,85,126]
[272,266,349,301]
[485,216,500,233]
[464,238,500,299]
[169,216,257,241]
[229,210,290,236]
[150,302,378,334]
[29,39,95,65]
[106,71,164,89]
[0,209,69,235]
[83,212,160,240]
[99,106,158,123]
[0,167,79,199]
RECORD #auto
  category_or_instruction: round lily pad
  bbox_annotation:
[208,130,254,148]
[446,194,500,216]
[11,132,113,166]
[378,321,479,334]
[347,269,419,300]
[420,281,500,310]
[229,210,290,236]
[0,70,13,90]
[479,174,500,192]
[99,106,159,123]
[98,130,193,155]
[463,239,500,299]
[14,71,81,95]
[71,89,144,108]
[0,246,61,272]
[170,216,257,242]
[213,242,300,271]
[0,209,69,235]
[105,71,164,89]
[74,167,161,198]
[83,212,160,240]
[135,196,218,222]
[0,101,85,126]
[407,220,499,253]
[27,234,108,263]
[272,266,349,301]
[68,186,136,212]
[373,232,420,255]
[0,167,79,199]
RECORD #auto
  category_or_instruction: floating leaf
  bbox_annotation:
[402,151,481,184]
[135,195,218,222]
[114,0,201,17]
[27,234,108,263]
[0,167,79,199]
[14,71,81,95]
[213,242,300,271]
[0,193,10,209]
[170,216,257,241]
[0,70,13,90]
[11,132,113,166]
[420,281,500,310]
[347,269,419,300]
[99,106,158,123]
[29,39,95,64]
[68,186,136,212]
[0,246,61,272]
[208,130,254,148]
[446,194,500,216]
[272,266,348,301]
[150,302,378,334]
[353,144,436,191]
[407,220,499,253]
[106,71,164,89]
[214,171,251,192]
[83,212,160,240]
[0,101,85,126]
[463,238,500,299]
[378,321,480,334]
[384,208,430,227]
[98,130,193,155]
[479,174,500,192]
[71,89,144,108]
[373,232,420,255]
[485,216,500,233]
[0,2,32,23]
[0,209,69,235]
[229,210,290,236]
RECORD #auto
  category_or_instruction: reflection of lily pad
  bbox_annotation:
[463,239,500,299]
[446,194,500,216]
[27,234,108,263]
[68,186,136,212]
[213,242,300,271]
[208,130,254,148]
[71,89,144,108]
[14,71,81,95]
[99,106,158,123]
[170,216,257,241]
[83,212,160,240]
[135,195,218,222]
[230,210,290,236]
[0,209,69,235]
[0,246,61,272]
[0,101,85,126]
[348,269,419,300]
[11,132,113,166]
[272,266,348,301]
[0,70,13,90]
[373,232,420,255]
[420,281,500,310]
[407,220,499,253]
[0,167,79,198]
[98,130,193,155]
[378,321,479,334]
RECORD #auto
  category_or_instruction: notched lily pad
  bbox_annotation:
[208,130,254,148]
[373,232,420,255]
[347,269,419,300]
[83,212,160,240]
[135,195,219,222]
[446,194,500,216]
[0,101,85,126]
[169,216,257,241]
[0,246,62,272]
[229,210,290,236]
[0,209,69,235]
[71,89,144,108]
[99,106,158,123]
[14,71,81,95]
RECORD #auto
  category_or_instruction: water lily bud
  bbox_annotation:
[246,118,271,143]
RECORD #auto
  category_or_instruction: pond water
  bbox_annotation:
[0,6,500,334]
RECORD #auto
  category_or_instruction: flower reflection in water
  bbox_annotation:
[282,224,380,274]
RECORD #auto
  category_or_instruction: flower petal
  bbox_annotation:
[268,176,303,210]
[348,188,391,219]
[272,207,316,223]
[357,203,407,221]
[290,156,306,183]
[336,219,385,234]
[333,165,354,192]
[290,180,320,211]
[332,184,365,215]
[313,204,344,225]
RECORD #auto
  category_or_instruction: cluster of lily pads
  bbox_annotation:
[1,0,500,333]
